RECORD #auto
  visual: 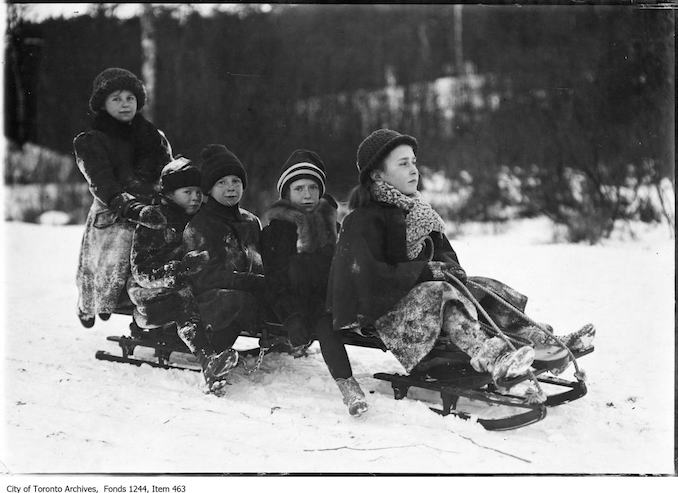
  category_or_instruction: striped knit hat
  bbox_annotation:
[277,149,326,198]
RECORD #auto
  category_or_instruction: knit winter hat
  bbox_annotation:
[356,129,418,183]
[161,157,202,193]
[200,144,248,193]
[277,149,327,198]
[88,67,147,113]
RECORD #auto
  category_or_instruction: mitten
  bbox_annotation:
[443,261,467,284]
[138,206,167,230]
[180,250,210,276]
[109,194,144,220]
[420,261,447,281]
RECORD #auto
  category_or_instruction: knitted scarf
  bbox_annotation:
[371,180,446,260]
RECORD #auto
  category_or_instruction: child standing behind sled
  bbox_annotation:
[74,67,173,328]
[127,158,238,391]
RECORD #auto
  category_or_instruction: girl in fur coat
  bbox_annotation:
[261,150,365,414]
[326,129,595,415]
[73,68,172,328]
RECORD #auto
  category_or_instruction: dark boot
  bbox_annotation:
[78,313,95,328]
[177,322,239,391]
[335,376,368,416]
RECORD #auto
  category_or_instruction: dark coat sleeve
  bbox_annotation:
[130,214,184,289]
[73,131,123,205]
[431,231,461,265]
[261,220,304,322]
[327,208,430,331]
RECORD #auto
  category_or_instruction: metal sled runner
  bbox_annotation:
[95,316,593,431]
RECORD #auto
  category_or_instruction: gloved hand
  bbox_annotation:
[443,261,467,284]
[138,205,167,230]
[109,194,165,230]
[180,250,210,276]
[422,261,467,284]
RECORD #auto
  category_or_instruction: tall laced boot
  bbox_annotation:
[177,322,239,391]
[471,337,535,382]
[335,376,368,416]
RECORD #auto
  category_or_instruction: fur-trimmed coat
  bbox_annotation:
[127,200,198,328]
[183,198,264,295]
[327,200,460,332]
[261,196,339,324]
[73,114,172,320]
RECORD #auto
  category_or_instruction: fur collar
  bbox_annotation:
[266,196,338,253]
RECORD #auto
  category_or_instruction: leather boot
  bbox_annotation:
[177,322,239,390]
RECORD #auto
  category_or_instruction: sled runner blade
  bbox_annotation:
[538,376,588,406]
[374,372,547,430]
[95,349,201,372]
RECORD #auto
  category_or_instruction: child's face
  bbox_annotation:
[371,144,418,196]
[103,89,137,123]
[210,175,243,207]
[168,186,202,215]
[288,178,320,212]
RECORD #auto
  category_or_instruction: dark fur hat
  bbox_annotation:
[89,67,146,113]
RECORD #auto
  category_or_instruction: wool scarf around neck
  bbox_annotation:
[371,180,446,260]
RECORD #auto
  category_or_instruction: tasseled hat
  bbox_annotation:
[356,129,418,183]
[277,149,326,198]
[160,157,202,193]
[88,67,147,113]
[200,144,248,193]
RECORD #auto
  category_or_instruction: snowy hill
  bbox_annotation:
[1,219,674,474]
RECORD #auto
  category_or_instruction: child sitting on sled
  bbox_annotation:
[261,150,370,415]
[261,149,340,356]
[74,67,173,328]
[326,129,596,415]
[127,157,238,391]
[182,144,266,352]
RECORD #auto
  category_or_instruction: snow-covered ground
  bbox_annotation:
[1,218,674,475]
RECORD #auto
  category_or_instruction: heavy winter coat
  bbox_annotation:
[183,198,264,293]
[74,113,172,207]
[327,200,460,332]
[183,198,264,341]
[127,200,197,328]
[74,114,172,319]
[261,196,338,325]
[328,199,539,372]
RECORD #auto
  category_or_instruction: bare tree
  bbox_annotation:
[140,4,157,121]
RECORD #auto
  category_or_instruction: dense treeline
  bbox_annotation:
[5,5,674,240]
